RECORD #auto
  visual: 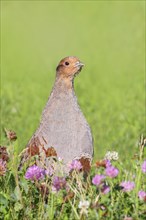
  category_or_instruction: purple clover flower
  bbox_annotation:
[68,160,82,172]
[45,166,54,176]
[52,176,66,192]
[105,166,119,178]
[92,174,105,186]
[101,185,110,194]
[141,160,146,173]
[120,181,135,192]
[105,160,111,168]
[25,165,45,181]
[138,190,146,201]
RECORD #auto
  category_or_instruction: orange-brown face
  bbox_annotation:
[56,56,84,79]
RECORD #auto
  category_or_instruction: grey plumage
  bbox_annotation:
[19,56,93,171]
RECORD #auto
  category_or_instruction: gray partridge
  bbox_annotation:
[19,56,93,172]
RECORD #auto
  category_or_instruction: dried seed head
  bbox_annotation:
[5,129,17,141]
[0,159,7,176]
[0,146,9,162]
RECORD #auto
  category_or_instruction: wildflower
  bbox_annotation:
[141,160,146,173]
[68,160,82,171]
[0,159,7,176]
[101,184,110,194]
[78,200,90,215]
[25,165,45,181]
[104,151,119,161]
[45,166,54,176]
[58,157,63,162]
[138,190,146,201]
[92,174,105,186]
[0,146,9,161]
[105,159,111,167]
[5,129,17,141]
[105,166,119,178]
[120,181,135,192]
[52,176,66,192]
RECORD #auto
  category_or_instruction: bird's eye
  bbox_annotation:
[65,62,69,66]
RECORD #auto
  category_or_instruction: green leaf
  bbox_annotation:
[0,193,9,207]
[20,179,29,194]
[14,202,23,212]
[14,186,21,201]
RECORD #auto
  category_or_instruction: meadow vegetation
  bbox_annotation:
[1,1,145,219]
[0,134,145,219]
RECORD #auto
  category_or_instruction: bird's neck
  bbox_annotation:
[53,75,74,93]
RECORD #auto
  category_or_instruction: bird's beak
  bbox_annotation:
[75,61,84,68]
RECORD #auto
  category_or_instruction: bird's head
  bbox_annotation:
[56,56,84,80]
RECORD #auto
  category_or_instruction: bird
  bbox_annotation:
[19,56,93,173]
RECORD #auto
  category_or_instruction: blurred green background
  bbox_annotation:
[1,1,145,162]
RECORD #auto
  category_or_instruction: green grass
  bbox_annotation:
[1,1,145,163]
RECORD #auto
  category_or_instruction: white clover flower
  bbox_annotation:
[58,157,63,162]
[112,151,119,160]
[78,200,90,215]
[104,151,119,161]
[104,151,112,160]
